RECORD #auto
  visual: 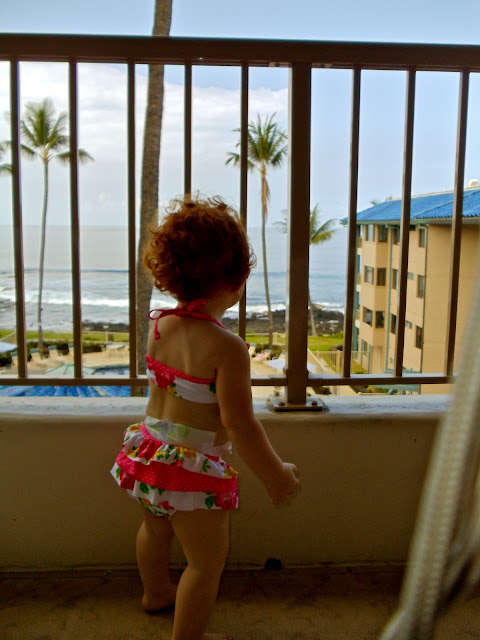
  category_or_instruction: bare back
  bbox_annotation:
[145,313,229,442]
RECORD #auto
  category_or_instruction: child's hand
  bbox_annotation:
[265,463,300,506]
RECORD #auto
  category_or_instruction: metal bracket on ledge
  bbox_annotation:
[267,390,328,412]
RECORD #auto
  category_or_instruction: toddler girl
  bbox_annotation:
[111,195,299,640]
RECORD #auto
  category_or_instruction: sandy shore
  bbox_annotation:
[84,307,344,336]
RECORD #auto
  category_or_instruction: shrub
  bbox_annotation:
[0,352,13,367]
[254,343,283,359]
[82,343,103,354]
[56,342,70,355]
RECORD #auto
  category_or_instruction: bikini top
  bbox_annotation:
[146,299,228,404]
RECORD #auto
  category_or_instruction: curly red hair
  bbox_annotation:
[144,196,256,302]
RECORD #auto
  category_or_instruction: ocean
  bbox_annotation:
[0,225,347,331]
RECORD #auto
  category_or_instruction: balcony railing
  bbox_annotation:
[1,34,479,405]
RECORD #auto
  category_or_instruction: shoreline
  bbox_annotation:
[82,307,344,336]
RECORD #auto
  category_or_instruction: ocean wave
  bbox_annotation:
[0,292,344,314]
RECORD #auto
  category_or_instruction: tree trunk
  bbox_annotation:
[37,159,49,357]
[134,0,172,396]
[260,170,273,349]
[308,288,317,337]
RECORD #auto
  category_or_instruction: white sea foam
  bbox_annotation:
[0,225,347,330]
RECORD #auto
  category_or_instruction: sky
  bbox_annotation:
[0,0,479,228]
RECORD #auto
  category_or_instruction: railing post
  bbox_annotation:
[68,60,83,379]
[127,61,138,379]
[10,59,27,379]
[184,63,192,197]
[286,63,310,405]
[445,70,469,376]
[394,68,416,377]
[238,64,249,341]
[270,62,323,411]
[342,66,361,379]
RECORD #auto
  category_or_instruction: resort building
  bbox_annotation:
[350,184,480,393]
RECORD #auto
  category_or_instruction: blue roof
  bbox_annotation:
[343,188,480,224]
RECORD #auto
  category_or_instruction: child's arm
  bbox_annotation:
[216,334,299,505]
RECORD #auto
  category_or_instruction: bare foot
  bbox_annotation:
[142,583,177,613]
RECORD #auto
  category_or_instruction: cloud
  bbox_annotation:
[0,61,290,227]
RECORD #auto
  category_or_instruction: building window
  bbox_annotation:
[417,274,425,299]
[363,307,373,326]
[406,321,413,329]
[378,225,388,242]
[418,227,427,248]
[392,227,400,244]
[364,266,375,284]
[375,311,385,328]
[415,325,423,349]
[392,268,398,290]
[377,268,386,286]
[391,314,397,334]
[361,339,371,354]
[366,225,376,242]
[407,272,414,280]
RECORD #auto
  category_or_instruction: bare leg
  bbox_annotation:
[170,509,232,640]
[136,508,177,612]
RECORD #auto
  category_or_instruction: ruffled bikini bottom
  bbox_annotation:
[111,415,239,517]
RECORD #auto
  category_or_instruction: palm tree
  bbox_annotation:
[0,142,12,175]
[227,113,287,348]
[275,204,337,336]
[1,98,93,354]
[134,0,172,396]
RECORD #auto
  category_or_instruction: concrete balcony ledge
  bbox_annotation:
[1,395,448,573]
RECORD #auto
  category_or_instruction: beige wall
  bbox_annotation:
[357,222,479,389]
[1,396,444,572]
[422,224,479,393]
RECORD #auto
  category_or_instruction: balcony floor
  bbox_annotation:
[1,570,479,639]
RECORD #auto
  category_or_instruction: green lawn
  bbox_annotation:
[0,329,130,343]
[0,328,343,351]
[246,332,343,351]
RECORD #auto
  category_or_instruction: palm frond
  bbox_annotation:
[20,143,36,159]
[20,98,69,153]
[274,212,288,234]
[19,119,38,148]
[309,204,337,245]
[0,163,13,175]
[0,139,36,163]
[56,148,94,165]
[55,152,71,164]
[232,112,288,169]
[78,149,94,163]
[226,151,240,166]
[274,205,337,246]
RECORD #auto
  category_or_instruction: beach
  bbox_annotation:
[83,306,344,336]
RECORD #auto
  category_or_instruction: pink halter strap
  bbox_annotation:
[148,299,227,340]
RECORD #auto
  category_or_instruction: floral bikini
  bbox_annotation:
[111,300,239,517]
[144,299,225,402]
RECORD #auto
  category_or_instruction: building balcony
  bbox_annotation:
[1,33,480,639]
[2,394,480,639]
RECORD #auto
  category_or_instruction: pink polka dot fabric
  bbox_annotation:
[111,420,239,516]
